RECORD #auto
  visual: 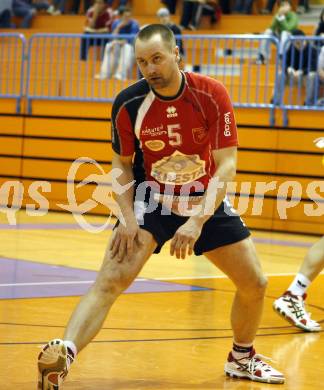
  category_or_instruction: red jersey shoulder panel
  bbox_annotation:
[185,72,238,150]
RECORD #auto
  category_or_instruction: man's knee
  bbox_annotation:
[94,265,133,297]
[239,272,268,297]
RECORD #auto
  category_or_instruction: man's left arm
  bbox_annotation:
[170,147,237,259]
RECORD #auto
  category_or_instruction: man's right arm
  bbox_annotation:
[110,152,142,260]
[112,152,135,223]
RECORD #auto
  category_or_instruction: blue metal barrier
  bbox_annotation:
[182,34,280,125]
[25,33,280,123]
[279,36,324,126]
[26,33,138,113]
[0,33,26,113]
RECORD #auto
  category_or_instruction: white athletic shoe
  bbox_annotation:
[225,349,285,384]
[273,292,321,332]
[37,339,74,389]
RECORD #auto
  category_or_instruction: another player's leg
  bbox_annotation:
[37,228,157,389]
[273,236,324,332]
[205,238,285,384]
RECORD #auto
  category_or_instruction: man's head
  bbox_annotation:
[135,24,180,91]
[118,5,132,22]
[156,7,171,25]
[291,29,306,50]
[278,0,291,13]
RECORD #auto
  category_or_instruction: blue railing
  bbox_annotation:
[26,33,139,112]
[279,36,324,125]
[1,32,323,124]
[0,33,26,112]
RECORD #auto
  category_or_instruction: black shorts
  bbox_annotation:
[135,198,251,255]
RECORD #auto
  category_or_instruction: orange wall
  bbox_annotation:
[0,113,323,235]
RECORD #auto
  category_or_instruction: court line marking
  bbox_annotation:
[1,329,323,346]
[0,279,147,287]
[2,272,324,287]
[155,272,324,280]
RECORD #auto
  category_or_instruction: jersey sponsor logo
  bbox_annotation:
[166,106,178,118]
[141,124,167,137]
[151,151,206,185]
[145,140,166,151]
[192,127,208,144]
[224,112,231,137]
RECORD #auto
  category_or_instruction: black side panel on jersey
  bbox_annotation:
[110,78,151,188]
[111,78,149,154]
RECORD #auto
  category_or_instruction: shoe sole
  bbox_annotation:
[225,369,285,384]
[37,340,67,390]
[273,303,321,332]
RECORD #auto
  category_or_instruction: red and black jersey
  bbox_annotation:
[111,72,238,196]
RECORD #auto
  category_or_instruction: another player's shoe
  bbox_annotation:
[273,291,321,332]
[38,339,74,389]
[224,349,285,384]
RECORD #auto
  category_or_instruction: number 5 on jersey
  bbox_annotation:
[167,124,182,147]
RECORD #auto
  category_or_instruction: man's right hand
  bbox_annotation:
[110,216,142,262]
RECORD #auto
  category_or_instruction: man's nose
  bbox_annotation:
[147,63,157,74]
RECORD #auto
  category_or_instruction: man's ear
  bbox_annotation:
[174,46,180,62]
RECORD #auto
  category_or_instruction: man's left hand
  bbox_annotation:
[170,219,204,259]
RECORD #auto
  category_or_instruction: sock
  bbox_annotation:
[287,273,311,297]
[63,340,77,359]
[232,341,253,361]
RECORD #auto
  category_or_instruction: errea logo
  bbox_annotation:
[166,106,178,118]
[224,112,231,137]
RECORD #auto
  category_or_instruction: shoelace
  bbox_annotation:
[234,353,275,374]
[247,354,276,374]
[59,351,74,380]
[282,296,320,328]
[38,343,74,380]
[285,296,307,320]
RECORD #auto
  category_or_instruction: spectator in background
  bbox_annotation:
[218,0,231,14]
[12,0,54,28]
[180,0,200,30]
[0,0,12,28]
[71,0,91,14]
[74,0,128,13]
[262,0,310,15]
[316,46,324,105]
[95,6,139,80]
[80,0,113,60]
[194,0,220,27]
[107,0,128,8]
[180,0,219,30]
[276,29,318,105]
[257,0,298,64]
[50,0,67,14]
[156,7,184,58]
[315,9,324,38]
[162,0,178,14]
[297,0,309,14]
[234,0,254,14]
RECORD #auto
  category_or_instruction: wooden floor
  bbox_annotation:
[0,211,323,389]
